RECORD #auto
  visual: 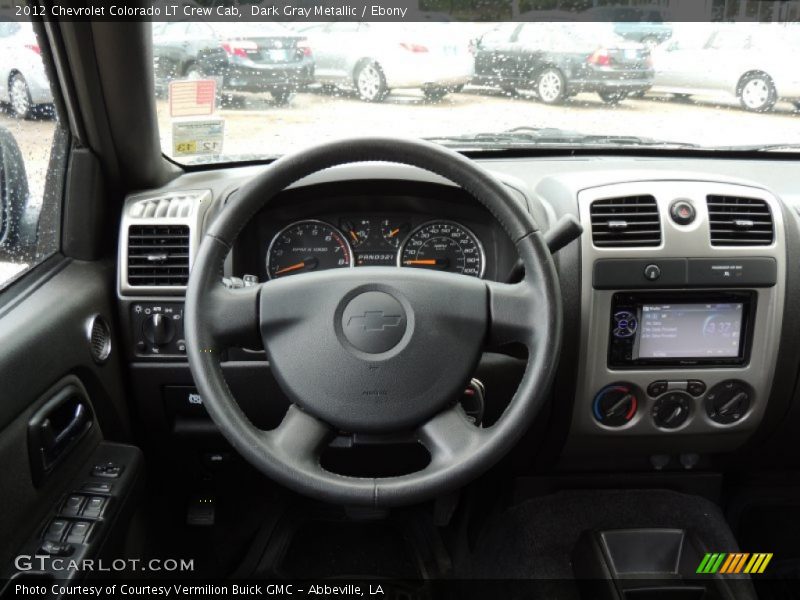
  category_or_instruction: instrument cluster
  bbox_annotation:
[265,215,486,279]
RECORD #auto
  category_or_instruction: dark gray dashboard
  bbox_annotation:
[116,155,800,464]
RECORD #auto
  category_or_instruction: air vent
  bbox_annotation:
[87,315,111,364]
[127,225,190,286]
[707,195,774,246]
[590,195,661,247]
[129,193,198,219]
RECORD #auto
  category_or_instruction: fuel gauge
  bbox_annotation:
[380,219,409,248]
[340,219,371,247]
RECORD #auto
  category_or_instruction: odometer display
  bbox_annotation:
[266,220,353,279]
[399,221,484,278]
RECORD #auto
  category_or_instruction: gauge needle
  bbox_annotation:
[387,228,400,238]
[348,230,359,243]
[275,257,318,276]
[403,258,448,267]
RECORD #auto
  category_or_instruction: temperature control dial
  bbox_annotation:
[706,380,752,425]
[593,384,638,427]
[652,392,691,429]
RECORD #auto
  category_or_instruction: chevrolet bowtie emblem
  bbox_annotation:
[347,311,402,331]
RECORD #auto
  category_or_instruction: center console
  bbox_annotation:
[567,180,785,454]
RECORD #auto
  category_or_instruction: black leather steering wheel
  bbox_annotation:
[185,138,562,507]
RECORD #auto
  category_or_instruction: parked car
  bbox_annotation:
[298,22,473,102]
[0,22,53,119]
[472,22,654,104]
[582,5,673,47]
[650,24,800,112]
[152,22,314,105]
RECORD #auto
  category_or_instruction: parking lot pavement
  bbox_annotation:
[157,87,800,160]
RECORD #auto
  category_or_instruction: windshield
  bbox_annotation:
[153,19,800,163]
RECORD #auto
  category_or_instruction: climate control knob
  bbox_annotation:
[706,380,752,425]
[593,384,638,427]
[142,313,175,346]
[652,392,691,429]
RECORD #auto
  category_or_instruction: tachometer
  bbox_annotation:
[266,220,353,279]
[399,220,484,278]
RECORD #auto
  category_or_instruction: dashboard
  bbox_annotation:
[115,156,800,470]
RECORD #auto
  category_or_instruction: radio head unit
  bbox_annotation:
[609,292,756,368]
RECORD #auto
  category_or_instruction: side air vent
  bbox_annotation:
[590,195,661,247]
[129,193,198,219]
[127,225,190,286]
[707,195,774,246]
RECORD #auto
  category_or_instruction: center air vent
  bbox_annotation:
[127,225,190,286]
[590,195,661,247]
[707,195,774,246]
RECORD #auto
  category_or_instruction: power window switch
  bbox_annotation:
[82,481,112,493]
[82,496,107,519]
[44,519,69,542]
[66,521,92,544]
[61,495,85,517]
[39,540,74,556]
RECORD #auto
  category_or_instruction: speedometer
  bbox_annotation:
[266,220,353,279]
[399,220,485,278]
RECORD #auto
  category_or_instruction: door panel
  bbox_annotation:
[0,259,130,567]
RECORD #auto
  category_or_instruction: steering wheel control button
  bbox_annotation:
[706,380,752,425]
[670,200,696,225]
[341,291,407,354]
[652,392,692,429]
[593,384,638,427]
[612,311,638,338]
[647,380,668,397]
[643,263,661,281]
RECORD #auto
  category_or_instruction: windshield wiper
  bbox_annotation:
[425,127,700,150]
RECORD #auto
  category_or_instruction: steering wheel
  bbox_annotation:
[184,138,562,507]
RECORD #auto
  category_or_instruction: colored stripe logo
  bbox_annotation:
[697,553,773,574]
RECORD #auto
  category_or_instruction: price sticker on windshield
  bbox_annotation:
[172,118,225,157]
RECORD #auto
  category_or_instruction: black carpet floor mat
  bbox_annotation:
[464,489,740,580]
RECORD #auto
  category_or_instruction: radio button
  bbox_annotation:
[613,311,638,338]
[647,381,668,397]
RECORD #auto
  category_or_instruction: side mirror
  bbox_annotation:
[0,125,32,261]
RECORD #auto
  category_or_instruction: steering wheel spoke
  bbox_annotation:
[267,404,334,465]
[486,278,542,347]
[417,405,486,467]
[206,283,262,349]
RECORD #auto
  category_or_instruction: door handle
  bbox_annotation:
[28,381,95,486]
[41,402,87,457]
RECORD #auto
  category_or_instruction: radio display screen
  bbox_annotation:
[635,303,744,359]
